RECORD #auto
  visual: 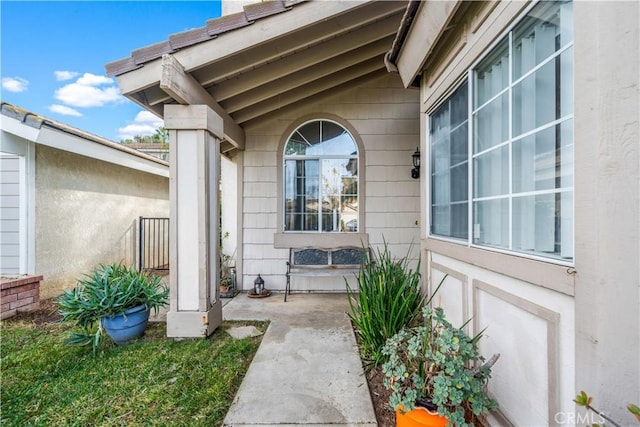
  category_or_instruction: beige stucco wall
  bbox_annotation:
[399,0,639,425]
[35,145,169,299]
[238,73,421,291]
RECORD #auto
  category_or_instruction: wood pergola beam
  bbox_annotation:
[232,58,384,124]
[223,39,392,114]
[242,69,389,129]
[160,54,245,150]
[210,14,401,101]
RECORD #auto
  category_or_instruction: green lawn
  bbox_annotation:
[1,317,267,426]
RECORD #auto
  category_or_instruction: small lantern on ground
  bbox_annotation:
[254,274,265,295]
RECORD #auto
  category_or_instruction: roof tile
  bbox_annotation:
[132,40,173,65]
[1,103,26,121]
[0,103,44,128]
[105,57,141,77]
[206,11,251,36]
[244,0,288,21]
[283,0,306,6]
[169,27,214,50]
[104,0,302,77]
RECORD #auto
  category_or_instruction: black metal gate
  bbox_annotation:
[139,216,169,271]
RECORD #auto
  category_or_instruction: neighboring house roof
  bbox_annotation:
[125,143,169,150]
[0,102,169,178]
[125,143,170,161]
[105,0,408,153]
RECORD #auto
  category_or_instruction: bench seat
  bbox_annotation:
[284,247,370,302]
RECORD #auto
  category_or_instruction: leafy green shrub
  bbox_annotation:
[56,262,169,352]
[382,305,499,426]
[346,242,423,368]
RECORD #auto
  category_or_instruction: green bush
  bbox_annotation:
[346,242,423,368]
[56,262,169,352]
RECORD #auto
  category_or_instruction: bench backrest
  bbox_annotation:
[290,247,369,268]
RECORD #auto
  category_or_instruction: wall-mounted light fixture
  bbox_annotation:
[411,147,420,179]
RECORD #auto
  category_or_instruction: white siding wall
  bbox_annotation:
[573,1,639,421]
[239,74,421,291]
[406,2,585,425]
[221,155,237,259]
[398,0,639,424]
[242,128,283,291]
[0,154,22,275]
[428,254,575,426]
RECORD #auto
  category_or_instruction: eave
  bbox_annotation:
[385,0,466,89]
[105,0,408,156]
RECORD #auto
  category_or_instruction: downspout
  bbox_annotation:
[384,0,421,73]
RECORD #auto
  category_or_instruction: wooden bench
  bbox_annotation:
[284,246,370,302]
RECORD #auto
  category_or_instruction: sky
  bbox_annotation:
[1,0,222,141]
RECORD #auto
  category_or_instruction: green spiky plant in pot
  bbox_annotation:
[57,262,169,353]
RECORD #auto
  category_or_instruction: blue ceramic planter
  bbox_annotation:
[102,304,150,345]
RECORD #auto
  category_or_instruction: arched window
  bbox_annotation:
[283,120,358,233]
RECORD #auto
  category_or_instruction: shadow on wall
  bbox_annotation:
[118,219,137,268]
[40,219,141,300]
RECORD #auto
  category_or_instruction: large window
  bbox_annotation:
[429,0,573,262]
[430,82,469,240]
[284,120,358,233]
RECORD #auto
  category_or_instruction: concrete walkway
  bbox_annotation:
[222,293,377,427]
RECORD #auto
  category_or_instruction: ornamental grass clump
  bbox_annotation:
[382,304,499,426]
[56,262,169,353]
[346,241,423,368]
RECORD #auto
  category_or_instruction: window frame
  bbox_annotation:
[274,114,368,249]
[426,0,575,267]
[283,119,359,234]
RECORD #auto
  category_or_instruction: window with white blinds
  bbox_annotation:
[429,0,574,262]
[430,83,469,240]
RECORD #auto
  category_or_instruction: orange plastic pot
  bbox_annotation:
[396,405,449,427]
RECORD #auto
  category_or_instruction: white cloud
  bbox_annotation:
[55,82,123,107]
[76,73,113,86]
[117,124,158,139]
[134,110,164,127]
[2,77,29,93]
[54,70,79,81]
[53,72,123,108]
[117,110,164,140]
[48,104,83,117]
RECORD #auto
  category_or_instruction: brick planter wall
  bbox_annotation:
[1,275,43,320]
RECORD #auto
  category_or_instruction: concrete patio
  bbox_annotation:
[222,293,377,426]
